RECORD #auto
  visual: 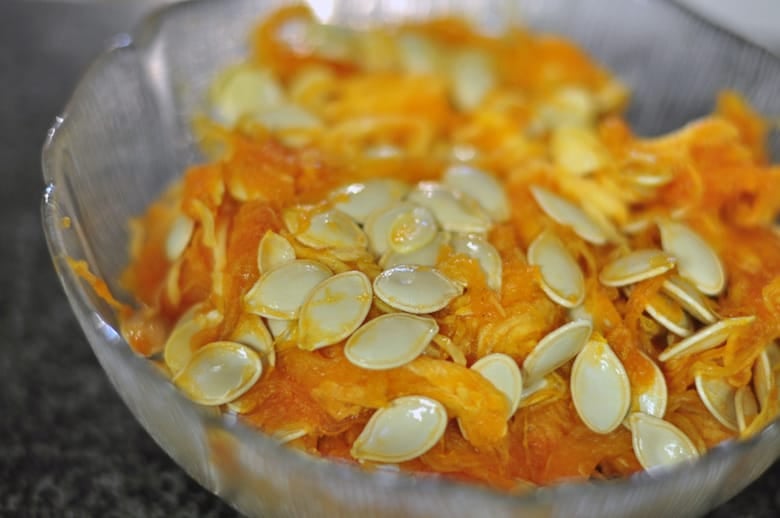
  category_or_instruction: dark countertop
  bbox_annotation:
[0,1,777,516]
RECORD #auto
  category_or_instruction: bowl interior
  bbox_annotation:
[42,1,780,517]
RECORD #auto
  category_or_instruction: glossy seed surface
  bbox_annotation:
[244,260,332,319]
[527,229,585,308]
[345,313,438,370]
[173,341,262,406]
[298,271,372,350]
[373,265,463,314]
[523,320,592,383]
[629,413,699,470]
[571,338,631,434]
[350,396,448,463]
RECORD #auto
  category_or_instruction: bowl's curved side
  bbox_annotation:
[41,1,780,517]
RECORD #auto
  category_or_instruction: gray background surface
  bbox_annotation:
[0,0,778,516]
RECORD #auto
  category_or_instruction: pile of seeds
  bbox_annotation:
[118,7,780,485]
[159,163,779,469]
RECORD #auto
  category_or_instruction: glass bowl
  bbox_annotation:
[41,0,780,516]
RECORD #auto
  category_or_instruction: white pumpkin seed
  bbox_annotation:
[752,349,775,410]
[658,316,755,362]
[407,182,492,234]
[284,207,367,251]
[209,65,285,125]
[388,206,438,254]
[527,229,586,308]
[298,271,372,350]
[373,265,463,314]
[735,385,759,433]
[471,353,523,417]
[266,318,294,340]
[599,249,676,287]
[695,374,738,431]
[522,320,593,383]
[568,305,594,324]
[451,234,502,292]
[164,304,223,375]
[645,292,693,337]
[443,164,510,222]
[550,125,605,176]
[257,231,295,275]
[381,231,450,269]
[350,396,448,463]
[519,372,568,408]
[449,49,495,112]
[398,33,443,75]
[273,428,309,444]
[661,275,718,324]
[173,341,262,406]
[529,185,607,245]
[571,338,631,434]
[252,103,321,132]
[658,220,725,296]
[630,351,668,419]
[364,202,420,257]
[344,313,438,370]
[244,260,332,319]
[629,413,700,470]
[230,313,275,366]
[165,214,195,261]
[329,179,410,224]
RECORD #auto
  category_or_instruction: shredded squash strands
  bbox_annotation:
[110,5,780,490]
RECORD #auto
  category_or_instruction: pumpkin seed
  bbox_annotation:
[695,374,738,431]
[571,338,631,434]
[645,292,693,337]
[257,231,295,275]
[471,353,523,417]
[244,260,332,319]
[599,249,676,287]
[230,313,275,366]
[629,413,699,470]
[266,318,294,340]
[752,349,776,410]
[209,64,285,125]
[658,220,725,296]
[373,265,463,314]
[529,185,607,245]
[350,396,448,463]
[661,275,718,324]
[364,202,421,257]
[344,313,438,370]
[173,341,262,406]
[164,304,223,375]
[550,125,605,176]
[523,320,592,383]
[381,231,450,269]
[527,229,586,308]
[407,182,492,234]
[165,214,195,261]
[735,385,759,433]
[443,164,510,222]
[451,233,502,292]
[449,48,495,112]
[630,351,668,419]
[329,179,410,224]
[298,271,372,350]
[284,207,367,251]
[658,316,755,362]
[388,206,438,254]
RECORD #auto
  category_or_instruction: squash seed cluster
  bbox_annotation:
[121,9,780,479]
[160,154,779,468]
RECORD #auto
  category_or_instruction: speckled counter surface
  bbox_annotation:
[0,1,778,516]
